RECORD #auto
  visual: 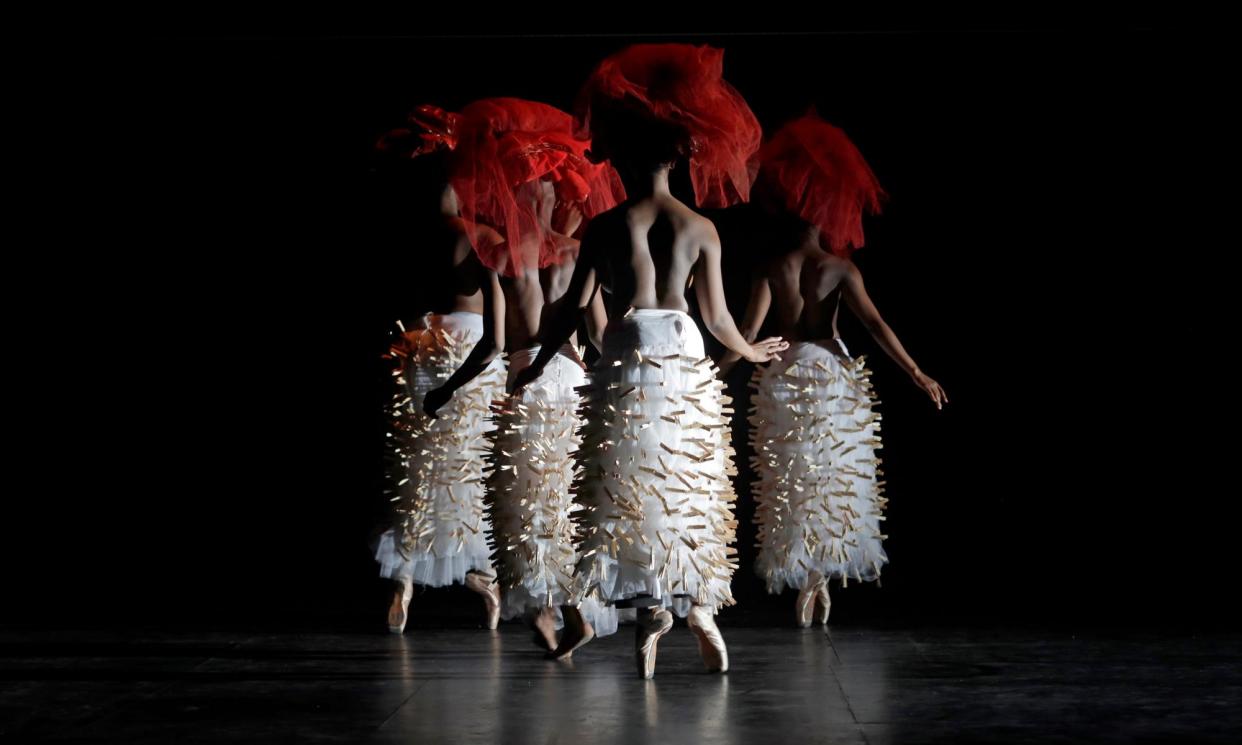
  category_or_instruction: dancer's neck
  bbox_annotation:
[800,223,823,248]
[621,165,673,200]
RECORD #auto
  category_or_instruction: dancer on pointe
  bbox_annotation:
[423,98,625,651]
[372,105,506,634]
[723,112,947,627]
[512,44,787,678]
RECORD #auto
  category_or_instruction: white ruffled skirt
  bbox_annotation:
[487,345,617,636]
[749,339,887,592]
[570,309,739,628]
[374,312,506,587]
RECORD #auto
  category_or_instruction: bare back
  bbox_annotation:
[512,180,785,389]
[767,242,851,342]
[590,195,717,318]
[502,241,581,351]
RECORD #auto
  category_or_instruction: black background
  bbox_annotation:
[14,24,1222,633]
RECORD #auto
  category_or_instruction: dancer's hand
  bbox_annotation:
[911,370,948,410]
[744,337,788,363]
[422,387,452,418]
[509,363,543,395]
[555,203,584,237]
[564,346,589,371]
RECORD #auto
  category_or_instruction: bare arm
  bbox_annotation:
[840,262,947,409]
[695,234,785,363]
[585,284,608,354]
[717,275,772,376]
[422,267,506,416]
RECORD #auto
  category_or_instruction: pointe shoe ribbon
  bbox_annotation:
[465,571,501,630]
[796,571,825,628]
[687,605,729,673]
[387,579,414,634]
[636,608,674,679]
[795,585,816,628]
[813,581,831,626]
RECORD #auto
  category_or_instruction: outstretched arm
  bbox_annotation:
[422,267,506,416]
[695,232,786,364]
[840,261,947,409]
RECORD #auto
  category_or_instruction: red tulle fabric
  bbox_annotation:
[577,43,762,208]
[449,98,625,276]
[755,112,886,256]
[375,104,461,157]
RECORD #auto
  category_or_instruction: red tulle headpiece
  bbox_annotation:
[375,104,461,157]
[577,43,761,208]
[449,98,625,276]
[755,112,886,256]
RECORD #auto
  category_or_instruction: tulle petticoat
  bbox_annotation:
[570,309,739,628]
[749,339,887,592]
[374,312,506,588]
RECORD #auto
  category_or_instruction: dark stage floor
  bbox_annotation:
[2,625,1239,743]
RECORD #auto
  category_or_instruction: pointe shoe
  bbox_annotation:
[687,605,728,673]
[532,607,559,652]
[796,571,825,628]
[813,580,831,626]
[465,571,501,630]
[635,608,674,679]
[549,605,595,660]
[387,579,413,634]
